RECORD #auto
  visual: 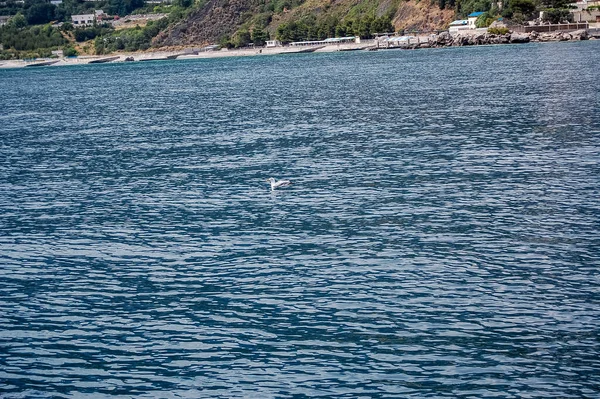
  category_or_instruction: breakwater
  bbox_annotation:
[389,28,591,49]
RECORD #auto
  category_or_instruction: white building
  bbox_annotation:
[448,12,485,32]
[50,0,62,5]
[467,12,485,29]
[72,13,95,26]
[449,20,469,32]
[0,15,10,26]
[266,40,282,47]
[72,10,105,27]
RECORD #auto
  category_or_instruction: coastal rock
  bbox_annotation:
[487,33,510,44]
[454,35,470,46]
[403,27,588,50]
[569,29,589,40]
[435,31,452,46]
[535,30,588,42]
[538,32,559,41]
[474,32,487,45]
[509,33,530,43]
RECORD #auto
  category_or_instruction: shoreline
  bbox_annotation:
[1,29,597,69]
[0,42,377,68]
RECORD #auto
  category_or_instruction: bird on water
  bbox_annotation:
[267,177,292,190]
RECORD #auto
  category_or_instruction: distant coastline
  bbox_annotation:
[1,28,597,69]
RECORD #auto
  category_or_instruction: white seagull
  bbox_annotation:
[267,177,292,190]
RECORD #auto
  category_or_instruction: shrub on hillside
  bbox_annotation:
[63,46,77,56]
[487,26,509,34]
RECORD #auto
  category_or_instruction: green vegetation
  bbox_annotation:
[273,14,394,44]
[63,45,78,56]
[8,13,27,29]
[487,26,509,34]
[73,24,113,42]
[542,8,573,23]
[0,22,68,59]
[509,0,536,16]
[456,0,493,17]
[262,0,305,14]
[0,0,583,60]
[107,0,145,16]
[1,0,160,25]
[94,17,168,53]
[251,26,268,46]
[436,0,456,10]
[455,0,575,26]
[0,0,197,58]
[475,11,496,27]
[499,0,536,22]
[536,0,574,23]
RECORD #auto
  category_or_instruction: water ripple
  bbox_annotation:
[1,42,600,398]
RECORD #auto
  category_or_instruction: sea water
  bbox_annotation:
[1,42,599,398]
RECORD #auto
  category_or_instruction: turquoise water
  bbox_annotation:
[1,42,599,398]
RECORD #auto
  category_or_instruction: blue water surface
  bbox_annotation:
[1,41,600,398]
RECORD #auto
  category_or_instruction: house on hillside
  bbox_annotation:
[72,13,95,26]
[94,9,107,22]
[468,12,485,28]
[71,10,106,27]
[0,15,10,26]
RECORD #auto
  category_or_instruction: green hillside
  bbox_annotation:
[153,0,456,47]
[0,0,571,57]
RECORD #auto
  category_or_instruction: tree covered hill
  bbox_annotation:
[153,0,575,47]
[153,0,456,47]
[0,0,575,58]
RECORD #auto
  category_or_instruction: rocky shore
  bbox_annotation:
[420,29,590,48]
[0,28,595,69]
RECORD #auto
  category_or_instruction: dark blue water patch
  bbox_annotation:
[1,41,600,398]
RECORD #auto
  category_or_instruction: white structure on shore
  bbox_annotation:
[289,36,357,46]
[449,20,469,32]
[266,40,282,47]
[449,11,485,32]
